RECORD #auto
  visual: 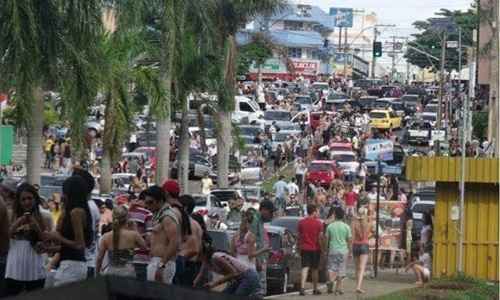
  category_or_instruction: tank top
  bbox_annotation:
[352,221,370,245]
[60,214,86,262]
[211,252,250,275]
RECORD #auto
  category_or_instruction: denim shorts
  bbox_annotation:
[353,244,369,257]
[223,269,261,298]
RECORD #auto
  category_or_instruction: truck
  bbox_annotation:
[406,121,445,146]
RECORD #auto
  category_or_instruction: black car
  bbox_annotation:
[265,225,301,294]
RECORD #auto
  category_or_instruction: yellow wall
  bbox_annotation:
[433,182,499,281]
[406,157,499,184]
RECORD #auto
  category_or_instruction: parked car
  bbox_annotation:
[265,225,301,294]
[294,95,313,111]
[170,153,213,180]
[369,109,402,129]
[207,230,236,252]
[305,160,343,187]
[240,160,263,182]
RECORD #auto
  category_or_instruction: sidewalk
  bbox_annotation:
[266,270,415,300]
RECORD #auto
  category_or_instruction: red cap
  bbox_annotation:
[162,180,180,198]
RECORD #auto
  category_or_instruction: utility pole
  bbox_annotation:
[371,24,396,78]
[436,31,447,155]
[338,26,343,51]
[391,36,396,82]
[371,26,378,78]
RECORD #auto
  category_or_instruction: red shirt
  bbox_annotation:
[298,216,323,251]
[344,191,358,207]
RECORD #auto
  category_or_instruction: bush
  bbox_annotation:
[472,111,488,140]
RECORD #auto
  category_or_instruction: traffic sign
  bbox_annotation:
[329,7,353,28]
[446,41,458,48]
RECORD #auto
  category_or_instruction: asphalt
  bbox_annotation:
[266,269,415,300]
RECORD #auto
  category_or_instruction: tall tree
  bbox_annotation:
[404,7,478,72]
[0,0,103,185]
[209,0,286,188]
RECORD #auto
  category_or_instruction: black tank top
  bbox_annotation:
[59,212,86,262]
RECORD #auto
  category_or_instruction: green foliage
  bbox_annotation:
[44,103,60,126]
[372,275,499,300]
[405,7,478,72]
[472,111,488,140]
[237,33,273,75]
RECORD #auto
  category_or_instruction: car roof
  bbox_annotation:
[264,224,288,234]
[311,160,336,164]
[370,109,390,113]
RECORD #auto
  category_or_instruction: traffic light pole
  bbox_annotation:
[371,27,378,78]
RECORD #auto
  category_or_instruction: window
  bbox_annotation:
[311,49,321,59]
[288,47,302,58]
[389,111,398,118]
[284,21,303,31]
[239,102,253,112]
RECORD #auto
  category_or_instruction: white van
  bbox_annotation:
[232,96,264,124]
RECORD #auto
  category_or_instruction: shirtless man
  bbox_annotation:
[143,186,180,284]
[176,195,203,286]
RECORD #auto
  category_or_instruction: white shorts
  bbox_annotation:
[147,257,176,285]
[54,260,87,287]
[422,267,430,281]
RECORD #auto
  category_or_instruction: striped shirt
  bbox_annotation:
[128,205,152,264]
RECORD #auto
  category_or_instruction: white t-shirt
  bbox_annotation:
[201,177,213,195]
[86,200,101,268]
[287,182,299,195]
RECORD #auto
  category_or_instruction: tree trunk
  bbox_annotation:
[197,105,208,153]
[178,110,190,194]
[155,116,171,185]
[216,111,232,188]
[26,87,44,186]
[257,63,263,86]
[100,151,112,193]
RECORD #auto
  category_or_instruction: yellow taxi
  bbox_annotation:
[369,109,402,129]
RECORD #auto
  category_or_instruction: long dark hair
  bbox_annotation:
[14,183,45,245]
[62,176,93,247]
[14,183,42,220]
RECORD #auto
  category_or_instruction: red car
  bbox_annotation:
[305,160,343,187]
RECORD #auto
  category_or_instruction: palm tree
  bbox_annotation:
[209,0,287,188]
[0,0,103,185]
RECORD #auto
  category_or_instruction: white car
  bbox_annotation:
[330,151,359,176]
[240,160,263,182]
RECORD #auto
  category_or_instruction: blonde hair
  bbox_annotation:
[112,205,128,250]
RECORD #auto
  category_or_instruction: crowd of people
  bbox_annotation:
[0,166,285,298]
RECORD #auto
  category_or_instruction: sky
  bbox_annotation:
[299,0,474,36]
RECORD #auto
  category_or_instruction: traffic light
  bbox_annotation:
[373,41,382,57]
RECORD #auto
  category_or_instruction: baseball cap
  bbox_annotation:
[259,199,276,212]
[162,180,180,198]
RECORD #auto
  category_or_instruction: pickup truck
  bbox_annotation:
[406,121,445,145]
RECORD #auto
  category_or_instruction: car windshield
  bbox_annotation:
[264,111,291,121]
[242,188,259,199]
[424,105,438,113]
[369,112,387,119]
[308,163,332,172]
[422,115,436,121]
[267,232,282,250]
[295,96,311,104]
[328,93,347,100]
[279,124,301,131]
[410,123,431,130]
[239,126,261,136]
[332,154,355,162]
[274,133,291,142]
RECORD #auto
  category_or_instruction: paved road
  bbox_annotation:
[266,270,414,300]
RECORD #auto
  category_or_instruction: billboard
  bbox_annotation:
[290,59,320,76]
[0,126,13,165]
[364,139,394,161]
[329,7,354,28]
